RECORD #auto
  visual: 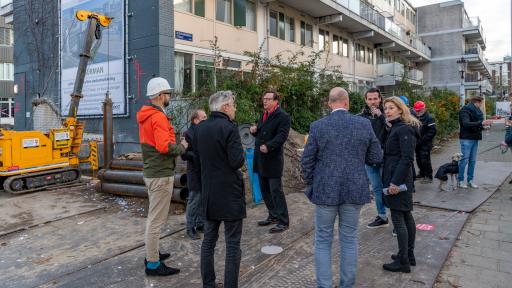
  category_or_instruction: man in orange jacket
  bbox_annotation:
[137,77,188,276]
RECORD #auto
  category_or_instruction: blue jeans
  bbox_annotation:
[458,139,479,182]
[186,190,204,231]
[315,204,362,288]
[365,165,386,219]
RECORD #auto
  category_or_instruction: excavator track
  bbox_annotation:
[3,167,81,195]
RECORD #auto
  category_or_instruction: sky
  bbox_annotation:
[411,0,511,62]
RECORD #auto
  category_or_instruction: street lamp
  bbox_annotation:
[457,57,467,107]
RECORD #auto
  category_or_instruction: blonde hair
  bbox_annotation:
[383,96,421,128]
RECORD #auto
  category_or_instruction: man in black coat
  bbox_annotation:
[458,96,492,189]
[195,91,246,288]
[413,101,437,183]
[181,109,207,240]
[250,90,291,233]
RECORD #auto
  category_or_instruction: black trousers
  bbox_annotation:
[390,209,416,264]
[416,146,433,178]
[201,219,243,288]
[259,176,289,226]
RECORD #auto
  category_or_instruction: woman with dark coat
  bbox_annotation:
[381,96,421,273]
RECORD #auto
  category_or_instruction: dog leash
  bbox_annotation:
[478,144,508,155]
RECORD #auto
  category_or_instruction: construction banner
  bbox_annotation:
[60,0,126,117]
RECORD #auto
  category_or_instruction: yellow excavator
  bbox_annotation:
[0,10,111,194]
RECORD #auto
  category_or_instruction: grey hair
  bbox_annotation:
[209,90,235,112]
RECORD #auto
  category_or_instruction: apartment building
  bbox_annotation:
[489,57,512,98]
[0,15,13,127]
[417,0,491,99]
[174,0,431,95]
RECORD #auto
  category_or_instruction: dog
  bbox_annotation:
[434,153,463,192]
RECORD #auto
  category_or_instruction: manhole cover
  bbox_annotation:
[261,245,283,255]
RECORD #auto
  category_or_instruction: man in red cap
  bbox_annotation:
[413,101,437,183]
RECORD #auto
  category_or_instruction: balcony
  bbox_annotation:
[464,44,491,78]
[375,62,423,86]
[463,16,486,50]
[277,0,431,60]
[0,2,13,25]
[464,72,492,93]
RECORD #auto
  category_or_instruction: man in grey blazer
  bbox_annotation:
[301,87,382,288]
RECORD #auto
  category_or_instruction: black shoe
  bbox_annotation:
[269,223,289,233]
[187,229,200,240]
[144,252,171,266]
[391,254,416,266]
[258,218,279,226]
[145,261,180,276]
[367,216,389,229]
[195,224,204,233]
[383,259,411,273]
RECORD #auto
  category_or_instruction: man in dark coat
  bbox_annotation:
[195,91,246,288]
[458,96,492,189]
[413,101,437,183]
[301,87,382,287]
[181,109,207,240]
[358,88,389,229]
[250,90,291,233]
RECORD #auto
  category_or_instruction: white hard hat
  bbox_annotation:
[147,77,172,99]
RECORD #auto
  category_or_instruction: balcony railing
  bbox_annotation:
[463,16,485,43]
[332,0,431,58]
[465,72,481,83]
[408,69,423,81]
[377,62,404,76]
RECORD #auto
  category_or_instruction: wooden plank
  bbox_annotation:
[0,208,185,288]
[0,187,105,236]
[39,194,315,288]
[239,206,468,288]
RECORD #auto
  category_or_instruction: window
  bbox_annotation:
[174,52,192,94]
[0,63,13,81]
[355,43,361,62]
[269,11,278,37]
[278,12,285,40]
[0,27,12,46]
[319,29,329,51]
[300,21,313,47]
[175,0,205,17]
[175,0,192,13]
[332,35,339,55]
[394,0,399,11]
[195,56,214,91]
[285,16,295,43]
[245,1,256,31]
[368,48,373,64]
[0,98,13,118]
[342,38,348,57]
[216,0,232,23]
[401,2,405,16]
[216,0,256,30]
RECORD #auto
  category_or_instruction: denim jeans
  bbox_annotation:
[201,219,243,288]
[314,204,362,288]
[390,209,416,264]
[259,176,289,226]
[365,165,386,219]
[186,190,204,231]
[458,139,479,182]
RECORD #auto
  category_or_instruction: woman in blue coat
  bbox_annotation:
[381,96,421,273]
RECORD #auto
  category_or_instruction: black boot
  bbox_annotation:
[144,251,171,266]
[391,253,416,266]
[145,262,180,276]
[383,259,411,273]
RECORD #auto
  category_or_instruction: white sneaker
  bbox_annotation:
[468,182,479,189]
[458,181,468,189]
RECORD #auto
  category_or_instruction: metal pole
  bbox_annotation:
[68,17,99,117]
[103,91,113,169]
